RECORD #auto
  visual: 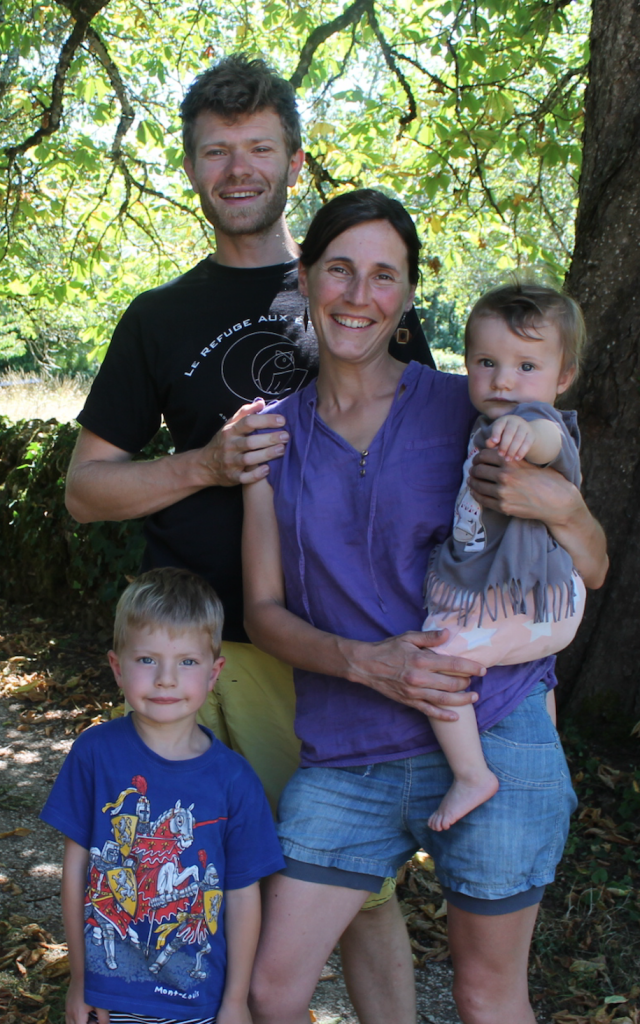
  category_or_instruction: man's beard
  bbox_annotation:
[198,171,289,237]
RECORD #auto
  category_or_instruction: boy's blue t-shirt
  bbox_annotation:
[40,716,285,1020]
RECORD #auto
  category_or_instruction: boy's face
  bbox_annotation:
[108,625,223,728]
[465,314,575,419]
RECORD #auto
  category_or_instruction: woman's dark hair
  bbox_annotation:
[181,54,301,161]
[299,189,421,285]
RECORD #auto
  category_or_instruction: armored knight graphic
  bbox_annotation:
[86,840,140,970]
[149,851,223,979]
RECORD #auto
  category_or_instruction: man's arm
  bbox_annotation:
[62,838,109,1024]
[217,884,261,1024]
[242,478,482,721]
[65,400,290,523]
[469,449,609,589]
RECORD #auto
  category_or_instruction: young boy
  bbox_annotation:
[41,568,285,1024]
[422,283,589,832]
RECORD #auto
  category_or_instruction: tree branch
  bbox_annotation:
[2,0,112,165]
[447,32,506,222]
[366,4,417,129]
[289,0,370,89]
[85,25,135,158]
[388,49,448,95]
[304,151,358,201]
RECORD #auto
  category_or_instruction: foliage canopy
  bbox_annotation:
[0,0,589,369]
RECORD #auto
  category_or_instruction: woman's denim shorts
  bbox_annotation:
[277,682,578,902]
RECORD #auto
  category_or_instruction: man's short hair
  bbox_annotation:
[181,53,302,161]
[113,568,224,657]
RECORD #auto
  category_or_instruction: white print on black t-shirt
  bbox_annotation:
[222,333,309,401]
[183,314,302,377]
[183,317,253,377]
[183,312,311,403]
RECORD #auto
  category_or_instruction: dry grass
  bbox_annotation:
[0,372,91,424]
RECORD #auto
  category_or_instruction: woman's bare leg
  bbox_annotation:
[340,894,416,1024]
[428,704,499,831]
[249,873,369,1024]
[448,901,540,1024]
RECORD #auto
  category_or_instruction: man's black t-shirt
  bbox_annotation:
[78,257,435,641]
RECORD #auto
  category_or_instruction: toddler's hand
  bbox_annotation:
[484,415,535,461]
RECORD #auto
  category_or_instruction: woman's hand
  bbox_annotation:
[343,630,483,721]
[469,448,608,589]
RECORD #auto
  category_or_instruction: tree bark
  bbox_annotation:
[558,0,640,730]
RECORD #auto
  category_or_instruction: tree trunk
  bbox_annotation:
[558,0,640,734]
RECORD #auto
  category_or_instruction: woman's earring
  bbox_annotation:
[395,313,411,345]
[303,305,309,332]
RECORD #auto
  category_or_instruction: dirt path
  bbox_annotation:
[0,604,462,1024]
[5,602,638,1024]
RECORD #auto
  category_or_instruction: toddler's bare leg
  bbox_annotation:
[429,705,499,832]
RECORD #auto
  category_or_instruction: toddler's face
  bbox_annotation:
[465,314,574,420]
[108,624,222,728]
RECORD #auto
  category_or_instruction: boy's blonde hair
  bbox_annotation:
[113,568,224,656]
[465,281,586,377]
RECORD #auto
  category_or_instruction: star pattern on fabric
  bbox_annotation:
[458,625,498,650]
[523,619,554,642]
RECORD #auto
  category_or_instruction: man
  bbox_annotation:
[66,53,443,800]
[65,54,450,1024]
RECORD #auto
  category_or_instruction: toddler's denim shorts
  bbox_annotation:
[277,682,577,903]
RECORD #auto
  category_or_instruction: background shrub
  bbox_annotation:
[0,417,172,625]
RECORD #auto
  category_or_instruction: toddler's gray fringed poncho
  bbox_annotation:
[424,401,581,627]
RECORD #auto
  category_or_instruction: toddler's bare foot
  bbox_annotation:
[428,770,499,831]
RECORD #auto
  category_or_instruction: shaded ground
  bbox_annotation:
[0,599,638,1024]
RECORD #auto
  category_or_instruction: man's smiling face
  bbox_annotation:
[183,107,304,238]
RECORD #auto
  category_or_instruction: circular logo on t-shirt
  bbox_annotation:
[221,333,310,401]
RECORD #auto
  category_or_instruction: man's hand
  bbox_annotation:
[484,414,536,462]
[345,630,484,721]
[200,399,290,487]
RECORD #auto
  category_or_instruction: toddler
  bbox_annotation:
[41,567,285,1024]
[423,283,587,831]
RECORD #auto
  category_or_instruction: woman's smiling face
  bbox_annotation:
[299,219,416,365]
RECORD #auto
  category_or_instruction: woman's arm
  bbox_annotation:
[242,479,483,722]
[469,449,608,589]
[62,838,109,1024]
[217,884,261,1024]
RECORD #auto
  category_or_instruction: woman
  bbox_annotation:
[243,190,607,1024]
